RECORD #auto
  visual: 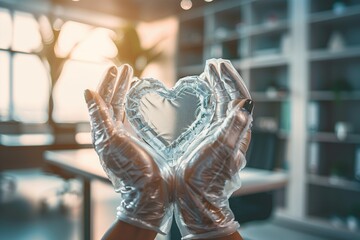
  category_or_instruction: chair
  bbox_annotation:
[40,164,82,214]
[228,130,279,224]
[0,173,17,203]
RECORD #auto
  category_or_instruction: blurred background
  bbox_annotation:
[1,0,360,239]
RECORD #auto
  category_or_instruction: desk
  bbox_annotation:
[0,133,54,147]
[0,134,54,170]
[0,133,92,170]
[44,148,288,240]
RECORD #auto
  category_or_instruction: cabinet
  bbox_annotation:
[177,0,360,238]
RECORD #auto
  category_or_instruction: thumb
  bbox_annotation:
[84,89,115,141]
[216,99,253,151]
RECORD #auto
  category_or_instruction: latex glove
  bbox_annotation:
[84,65,173,234]
[174,59,253,239]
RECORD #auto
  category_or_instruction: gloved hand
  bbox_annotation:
[174,59,253,239]
[84,64,173,234]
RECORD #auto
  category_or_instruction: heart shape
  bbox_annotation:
[125,76,215,163]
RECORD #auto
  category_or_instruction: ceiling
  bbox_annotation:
[53,0,209,22]
[0,0,219,30]
[0,0,214,26]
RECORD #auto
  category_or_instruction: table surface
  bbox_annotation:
[44,148,288,196]
[0,133,54,146]
[0,133,92,147]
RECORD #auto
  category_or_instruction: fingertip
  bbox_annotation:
[84,89,94,103]
[108,65,118,76]
[103,66,118,84]
[116,64,134,90]
[243,99,254,114]
[219,60,233,72]
[97,66,118,102]
[204,61,224,91]
[118,63,132,70]
[230,99,254,114]
[228,98,254,114]
[118,64,133,78]
[220,61,252,100]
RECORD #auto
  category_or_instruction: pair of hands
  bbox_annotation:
[84,59,253,239]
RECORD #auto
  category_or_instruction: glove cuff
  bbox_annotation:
[117,206,173,235]
[181,221,240,240]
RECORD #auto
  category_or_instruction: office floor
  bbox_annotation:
[0,169,340,240]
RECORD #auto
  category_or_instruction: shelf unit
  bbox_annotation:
[177,0,360,238]
[178,0,291,158]
[308,174,360,192]
[307,0,360,236]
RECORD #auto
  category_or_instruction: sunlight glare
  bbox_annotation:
[56,21,116,61]
[56,21,93,58]
[53,60,112,123]
[38,15,54,44]
[71,27,117,61]
[0,8,12,49]
[0,51,10,120]
[13,11,42,52]
[13,54,49,123]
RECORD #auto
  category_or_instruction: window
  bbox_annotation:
[12,11,42,52]
[13,54,49,122]
[0,9,48,123]
[0,7,116,126]
[0,51,10,120]
[0,8,12,49]
[53,60,110,123]
[52,21,116,123]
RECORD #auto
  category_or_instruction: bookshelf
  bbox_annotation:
[307,0,360,235]
[177,0,291,167]
[176,0,360,238]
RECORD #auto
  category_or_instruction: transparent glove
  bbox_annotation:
[174,59,253,239]
[84,65,173,234]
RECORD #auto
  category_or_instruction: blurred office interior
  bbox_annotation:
[1,0,360,239]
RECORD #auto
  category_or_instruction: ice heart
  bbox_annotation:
[125,76,215,163]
